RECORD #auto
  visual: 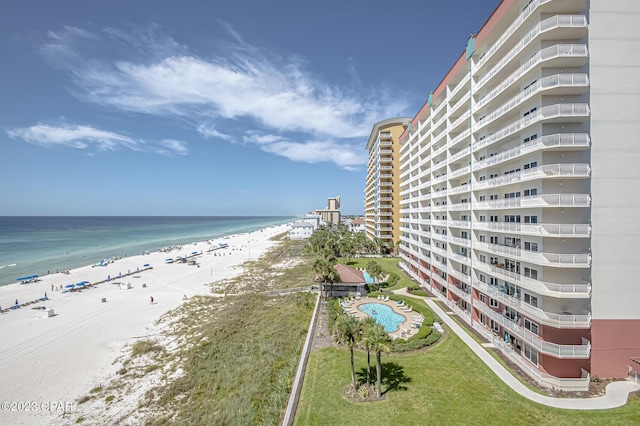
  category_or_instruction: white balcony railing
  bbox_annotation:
[474,241,590,267]
[476,43,588,109]
[474,133,590,171]
[474,262,591,298]
[474,0,553,72]
[476,16,587,90]
[474,222,591,237]
[474,193,591,210]
[474,164,591,190]
[474,103,590,152]
[475,73,589,130]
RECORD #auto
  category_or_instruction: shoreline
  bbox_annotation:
[0,223,291,425]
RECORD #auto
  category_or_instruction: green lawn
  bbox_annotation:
[295,331,640,426]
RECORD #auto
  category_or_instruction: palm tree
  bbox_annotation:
[365,260,384,292]
[360,317,378,386]
[334,314,361,390]
[368,323,392,397]
[313,256,340,298]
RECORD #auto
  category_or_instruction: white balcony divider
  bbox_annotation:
[474,133,590,171]
[476,16,587,90]
[476,73,589,130]
[474,102,590,152]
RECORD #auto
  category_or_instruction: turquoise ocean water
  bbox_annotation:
[0,216,294,286]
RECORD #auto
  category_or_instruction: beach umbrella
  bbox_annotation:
[191,251,198,255]
[65,284,75,289]
[143,264,149,267]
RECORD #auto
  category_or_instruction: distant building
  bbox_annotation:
[314,196,341,225]
[288,221,314,240]
[301,214,322,230]
[349,217,365,233]
[365,118,410,250]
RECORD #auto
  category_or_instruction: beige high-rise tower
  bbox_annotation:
[365,118,411,252]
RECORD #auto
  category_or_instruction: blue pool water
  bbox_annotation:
[358,303,405,333]
[362,272,375,284]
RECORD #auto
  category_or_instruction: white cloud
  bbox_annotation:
[7,123,188,156]
[7,123,138,151]
[38,24,409,168]
[197,124,235,142]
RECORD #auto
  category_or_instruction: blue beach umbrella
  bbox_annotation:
[65,284,75,289]
[143,264,149,267]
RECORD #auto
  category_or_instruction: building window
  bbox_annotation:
[489,298,499,308]
[524,344,539,365]
[479,215,486,222]
[524,215,538,224]
[524,267,538,280]
[479,235,486,242]
[490,320,500,332]
[524,293,538,307]
[480,313,486,325]
[524,242,538,252]
[479,293,486,303]
[524,318,539,335]
[524,161,538,170]
[524,188,537,196]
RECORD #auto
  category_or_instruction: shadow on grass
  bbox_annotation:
[356,361,411,395]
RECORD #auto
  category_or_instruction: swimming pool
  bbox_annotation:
[358,303,405,333]
[362,272,375,284]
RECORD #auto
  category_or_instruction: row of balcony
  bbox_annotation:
[475,15,588,91]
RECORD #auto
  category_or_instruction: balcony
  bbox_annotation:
[474,103,590,152]
[448,267,470,284]
[473,222,591,238]
[448,202,471,212]
[476,14,588,91]
[449,220,471,229]
[474,0,553,72]
[475,193,591,210]
[474,241,590,268]
[448,235,471,248]
[474,133,590,172]
[474,164,591,190]
[474,261,591,298]
[476,73,589,131]
[473,302,590,355]
[449,252,471,266]
[448,283,470,299]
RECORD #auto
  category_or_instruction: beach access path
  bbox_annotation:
[0,224,289,425]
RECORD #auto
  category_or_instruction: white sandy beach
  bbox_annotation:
[0,224,290,425]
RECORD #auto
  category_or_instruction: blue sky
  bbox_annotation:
[1,0,494,216]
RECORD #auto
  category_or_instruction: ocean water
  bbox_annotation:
[0,216,294,286]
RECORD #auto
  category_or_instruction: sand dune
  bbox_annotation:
[0,224,290,425]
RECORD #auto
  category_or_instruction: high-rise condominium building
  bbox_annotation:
[365,118,412,251]
[397,0,640,391]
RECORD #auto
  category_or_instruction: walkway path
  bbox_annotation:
[395,288,640,410]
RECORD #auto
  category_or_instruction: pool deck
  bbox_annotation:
[345,297,422,339]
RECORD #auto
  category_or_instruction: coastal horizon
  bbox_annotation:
[0,215,295,287]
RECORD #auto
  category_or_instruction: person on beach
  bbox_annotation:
[150,296,154,304]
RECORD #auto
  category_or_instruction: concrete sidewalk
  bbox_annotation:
[395,288,640,410]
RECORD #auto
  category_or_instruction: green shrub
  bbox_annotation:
[327,299,341,334]
[390,329,441,352]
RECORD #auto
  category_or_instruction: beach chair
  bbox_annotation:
[384,296,389,302]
